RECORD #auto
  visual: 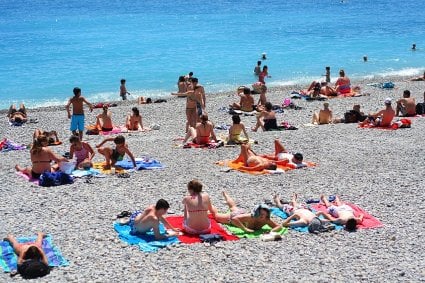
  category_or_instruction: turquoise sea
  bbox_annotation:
[1,0,424,109]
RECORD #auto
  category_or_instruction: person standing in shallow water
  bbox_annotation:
[66,87,93,141]
[120,79,131,100]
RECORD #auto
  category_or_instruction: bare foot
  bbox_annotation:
[251,127,257,132]
[273,193,281,206]
[320,194,326,203]
[14,164,20,171]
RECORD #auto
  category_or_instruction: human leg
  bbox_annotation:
[274,139,287,155]
[183,127,196,144]
[320,194,331,207]
[98,147,113,168]
[18,103,26,115]
[7,104,16,118]
[222,191,239,212]
[334,195,343,206]
[251,115,262,132]
[15,164,32,177]
[273,193,284,209]
[34,232,45,247]
[312,112,319,124]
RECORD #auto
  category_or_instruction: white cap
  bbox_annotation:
[384,97,392,105]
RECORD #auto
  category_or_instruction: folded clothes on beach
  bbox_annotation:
[113,222,179,253]
[92,162,126,174]
[223,224,288,238]
[0,138,26,152]
[115,158,164,170]
[310,203,383,229]
[270,207,343,232]
[0,235,69,273]
[216,156,316,175]
[164,215,239,244]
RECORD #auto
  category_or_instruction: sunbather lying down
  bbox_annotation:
[8,103,27,124]
[234,140,307,171]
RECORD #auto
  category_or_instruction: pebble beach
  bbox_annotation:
[1,77,424,282]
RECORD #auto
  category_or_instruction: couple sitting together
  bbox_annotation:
[125,180,280,240]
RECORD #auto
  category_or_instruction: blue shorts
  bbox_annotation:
[70,114,85,131]
[129,210,142,234]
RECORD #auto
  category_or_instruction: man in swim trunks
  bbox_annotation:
[230,87,255,112]
[359,98,395,127]
[312,102,333,125]
[66,87,94,141]
[128,199,180,239]
[272,193,318,229]
[212,192,279,233]
[396,90,416,117]
[96,135,136,170]
[95,105,114,131]
[316,195,363,232]
[7,103,28,124]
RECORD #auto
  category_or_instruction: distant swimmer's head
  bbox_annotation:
[120,79,126,84]
[188,72,193,77]
[243,87,251,95]
[73,87,81,97]
[384,98,392,105]
[261,53,267,60]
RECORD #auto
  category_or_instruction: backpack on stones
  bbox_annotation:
[308,217,335,234]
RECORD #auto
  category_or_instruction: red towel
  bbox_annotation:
[311,202,383,229]
[165,215,239,243]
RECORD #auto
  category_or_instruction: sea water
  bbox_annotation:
[1,0,424,109]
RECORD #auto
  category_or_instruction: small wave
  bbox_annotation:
[374,67,425,78]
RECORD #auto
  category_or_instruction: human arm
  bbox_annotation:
[355,214,364,223]
[139,116,144,130]
[152,221,168,240]
[84,142,95,160]
[65,99,72,119]
[124,146,137,168]
[316,211,338,222]
[241,123,249,140]
[69,145,75,160]
[48,148,68,163]
[210,126,218,142]
[96,137,114,148]
[231,216,255,233]
[82,97,94,112]
[160,216,180,232]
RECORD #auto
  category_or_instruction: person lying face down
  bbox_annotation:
[211,192,279,233]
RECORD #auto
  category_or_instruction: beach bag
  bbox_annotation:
[200,234,223,244]
[308,218,335,234]
[381,82,394,89]
[416,103,425,115]
[18,260,50,279]
[39,172,74,187]
[344,111,358,123]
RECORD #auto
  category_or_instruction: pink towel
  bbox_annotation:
[311,202,383,229]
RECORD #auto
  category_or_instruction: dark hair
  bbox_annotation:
[339,69,345,77]
[200,114,208,123]
[192,77,198,83]
[132,107,140,116]
[23,246,42,261]
[102,105,109,110]
[120,79,126,84]
[14,116,23,123]
[69,135,79,144]
[243,87,251,95]
[31,135,48,154]
[232,115,241,124]
[188,179,203,193]
[263,65,268,71]
[178,76,185,83]
[73,87,81,96]
[314,82,321,91]
[403,90,411,97]
[189,72,193,76]
[267,163,277,170]
[155,199,170,210]
[260,207,271,218]
[146,97,152,103]
[48,137,55,144]
[293,152,303,162]
[265,102,273,111]
[345,218,357,232]
[114,135,125,145]
[257,61,261,66]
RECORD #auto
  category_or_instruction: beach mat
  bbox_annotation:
[358,119,411,130]
[71,168,102,178]
[0,235,69,273]
[115,158,164,170]
[165,215,239,244]
[270,207,343,232]
[223,224,288,239]
[113,222,179,253]
[310,203,383,229]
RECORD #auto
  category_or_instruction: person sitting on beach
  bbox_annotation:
[175,76,188,95]
[69,135,95,169]
[15,135,68,179]
[4,232,49,277]
[128,199,180,239]
[96,135,136,170]
[262,139,307,168]
[7,103,28,124]
[304,81,327,99]
[396,90,416,117]
[271,193,317,229]
[335,69,351,95]
[359,98,395,127]
[66,87,93,141]
[315,195,363,232]
[182,179,214,235]
[230,87,255,112]
[256,85,268,109]
[228,115,249,145]
[233,144,277,171]
[120,79,131,100]
[312,102,333,125]
[212,192,279,233]
[33,129,60,145]
[410,71,425,81]
[333,104,366,123]
[126,107,146,131]
[252,102,278,131]
[137,97,152,104]
[183,114,218,145]
[95,105,114,132]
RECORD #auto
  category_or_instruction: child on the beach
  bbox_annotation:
[65,87,93,140]
[69,135,95,169]
[120,79,130,100]
[96,135,136,169]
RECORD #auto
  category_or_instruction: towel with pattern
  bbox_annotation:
[0,235,69,273]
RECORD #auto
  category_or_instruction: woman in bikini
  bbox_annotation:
[182,179,214,235]
[126,107,144,131]
[15,135,68,179]
[228,115,249,144]
[335,69,351,95]
[252,102,278,131]
[69,135,95,169]
[183,114,218,145]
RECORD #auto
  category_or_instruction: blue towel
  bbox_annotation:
[113,222,179,253]
[71,168,101,177]
[270,207,343,232]
[115,158,164,170]
[0,235,69,273]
